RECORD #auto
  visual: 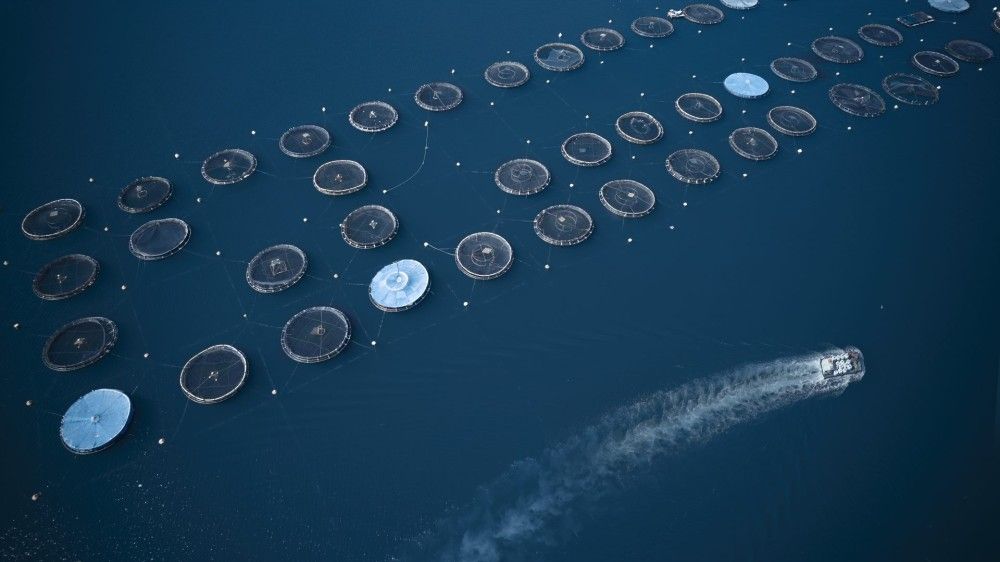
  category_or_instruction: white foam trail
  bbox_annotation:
[415,351,864,562]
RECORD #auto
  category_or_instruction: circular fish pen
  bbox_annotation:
[33,254,99,301]
[454,232,514,280]
[724,72,769,99]
[631,16,673,38]
[313,159,367,196]
[60,389,131,454]
[43,316,117,372]
[341,205,398,249]
[945,39,993,63]
[829,83,886,117]
[281,306,351,363]
[683,4,725,25]
[370,259,430,312]
[561,132,612,167]
[533,205,593,246]
[118,177,172,213]
[666,149,721,185]
[675,93,723,123]
[599,180,655,218]
[882,73,940,106]
[129,218,191,260]
[414,82,464,111]
[534,43,585,72]
[770,57,818,82]
[729,127,779,161]
[201,149,256,185]
[349,101,398,132]
[857,24,903,47]
[580,28,624,51]
[279,125,331,158]
[721,0,758,8]
[811,36,865,63]
[495,159,550,196]
[615,111,664,145]
[246,244,307,294]
[180,345,248,404]
[928,0,969,13]
[912,51,960,77]
[767,106,818,136]
[484,61,530,88]
[21,199,84,241]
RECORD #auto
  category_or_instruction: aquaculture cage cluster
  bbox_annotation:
[20,0,998,454]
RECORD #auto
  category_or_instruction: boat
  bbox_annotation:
[820,347,865,378]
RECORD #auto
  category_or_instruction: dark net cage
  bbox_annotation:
[534,43,585,72]
[495,158,551,195]
[770,57,818,82]
[21,199,84,241]
[631,16,673,38]
[201,149,256,185]
[561,132,613,167]
[944,39,993,63]
[118,177,172,213]
[857,24,904,47]
[766,106,818,136]
[912,51,960,76]
[281,306,351,363]
[881,73,939,106]
[129,218,191,260]
[455,232,514,280]
[599,180,655,218]
[811,36,865,63]
[533,205,594,246]
[180,345,249,404]
[829,83,886,117]
[580,28,625,51]
[484,61,531,88]
[43,317,118,372]
[246,244,308,293]
[729,127,779,161]
[279,125,331,158]
[314,159,368,196]
[665,149,721,185]
[415,82,464,111]
[349,101,399,132]
[683,4,725,25]
[615,111,664,145]
[675,93,723,123]
[33,254,100,301]
[341,205,398,249]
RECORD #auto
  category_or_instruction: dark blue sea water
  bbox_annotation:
[2,1,999,560]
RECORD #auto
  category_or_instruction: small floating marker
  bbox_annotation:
[423,242,429,247]
[490,101,495,106]
[455,162,461,167]
[143,352,149,358]
[103,226,109,232]
[302,217,308,222]
[640,92,645,97]
[741,109,747,114]
[828,27,833,31]
[333,273,339,279]
[569,183,575,188]
[321,106,327,112]
[371,340,377,346]
[463,301,469,307]
[13,323,19,330]
[242,313,248,318]
[450,68,456,74]
[158,437,165,445]
[835,71,840,76]
[196,197,202,203]
[424,121,429,127]
[526,139,531,144]
[31,493,40,501]
[627,237,633,243]
[791,90,796,94]
[631,155,636,160]
[546,79,550,84]
[894,104,899,110]
[25,400,32,407]
[682,202,688,207]
[797,148,803,154]
[585,114,590,119]
[215,250,222,256]
[250,130,256,135]
[382,189,387,194]
[496,209,501,214]
[697,30,702,34]
[121,284,127,291]
[271,389,277,395]
[558,32,563,38]
[847,126,853,131]
[544,264,550,270]
[692,75,697,79]
[88,178,94,183]
[669,225,676,230]
[2,260,7,266]
[787,42,792,46]
[741,57,746,62]
[688,130,694,135]
[600,61,604,65]
[742,173,748,178]
[174,153,180,159]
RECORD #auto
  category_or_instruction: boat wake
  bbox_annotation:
[404,350,864,561]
